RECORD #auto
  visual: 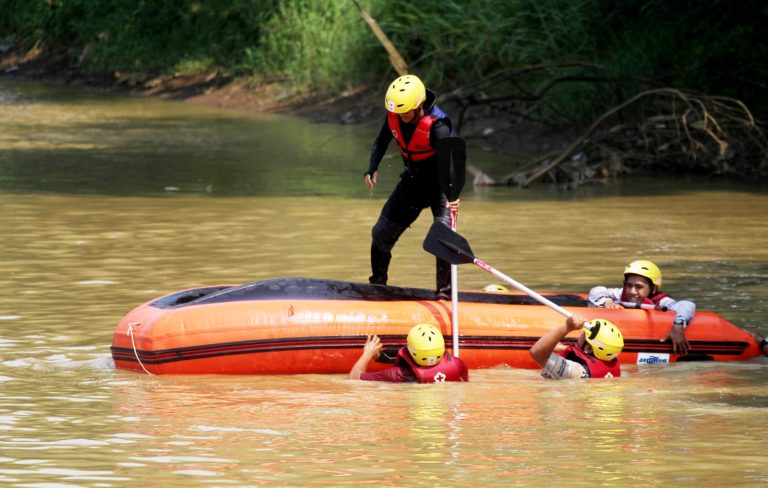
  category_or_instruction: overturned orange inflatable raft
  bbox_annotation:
[111,278,761,374]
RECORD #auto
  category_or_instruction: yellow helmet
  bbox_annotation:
[384,75,426,113]
[483,284,509,293]
[584,319,624,361]
[624,259,662,291]
[407,323,445,366]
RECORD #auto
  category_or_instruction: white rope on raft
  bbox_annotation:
[127,322,154,376]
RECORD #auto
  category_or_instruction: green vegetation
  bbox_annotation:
[1,0,766,121]
[254,0,381,92]
[0,0,277,74]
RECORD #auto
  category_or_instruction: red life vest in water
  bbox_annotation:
[395,347,469,383]
[561,344,621,378]
[387,112,437,163]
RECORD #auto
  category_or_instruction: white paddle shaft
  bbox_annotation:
[474,258,574,319]
[451,264,459,357]
[450,210,459,357]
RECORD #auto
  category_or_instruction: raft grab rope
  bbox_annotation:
[127,321,154,375]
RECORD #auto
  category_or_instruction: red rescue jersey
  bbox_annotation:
[395,348,469,383]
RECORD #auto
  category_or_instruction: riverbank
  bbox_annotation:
[0,44,569,160]
[0,43,336,114]
[15,45,765,186]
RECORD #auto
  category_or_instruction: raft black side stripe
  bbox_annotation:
[111,335,750,365]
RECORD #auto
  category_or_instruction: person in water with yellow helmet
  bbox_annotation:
[529,314,624,379]
[349,323,469,383]
[364,74,460,300]
[588,260,696,355]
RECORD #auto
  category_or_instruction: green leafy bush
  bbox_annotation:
[1,0,766,120]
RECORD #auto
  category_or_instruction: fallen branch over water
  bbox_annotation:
[352,0,409,76]
[508,89,767,188]
[443,67,768,188]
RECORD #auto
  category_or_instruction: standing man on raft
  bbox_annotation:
[364,74,460,300]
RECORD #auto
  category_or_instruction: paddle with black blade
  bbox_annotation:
[423,222,577,319]
[437,137,466,357]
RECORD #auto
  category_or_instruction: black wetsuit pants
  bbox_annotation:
[369,171,451,295]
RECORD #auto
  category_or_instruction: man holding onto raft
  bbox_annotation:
[589,260,696,355]
[364,74,460,300]
[349,324,469,383]
[529,314,624,379]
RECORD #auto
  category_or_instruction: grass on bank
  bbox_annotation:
[1,0,766,136]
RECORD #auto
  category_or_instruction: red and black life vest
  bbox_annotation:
[395,347,469,383]
[387,111,437,163]
[560,344,621,378]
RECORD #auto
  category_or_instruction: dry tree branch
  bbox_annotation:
[352,0,409,76]
[499,88,767,187]
[442,66,766,188]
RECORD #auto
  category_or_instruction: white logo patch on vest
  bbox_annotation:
[637,352,670,365]
[432,372,447,383]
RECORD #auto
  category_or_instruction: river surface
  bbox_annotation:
[1,78,767,486]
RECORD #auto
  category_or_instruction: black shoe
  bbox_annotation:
[436,291,451,301]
